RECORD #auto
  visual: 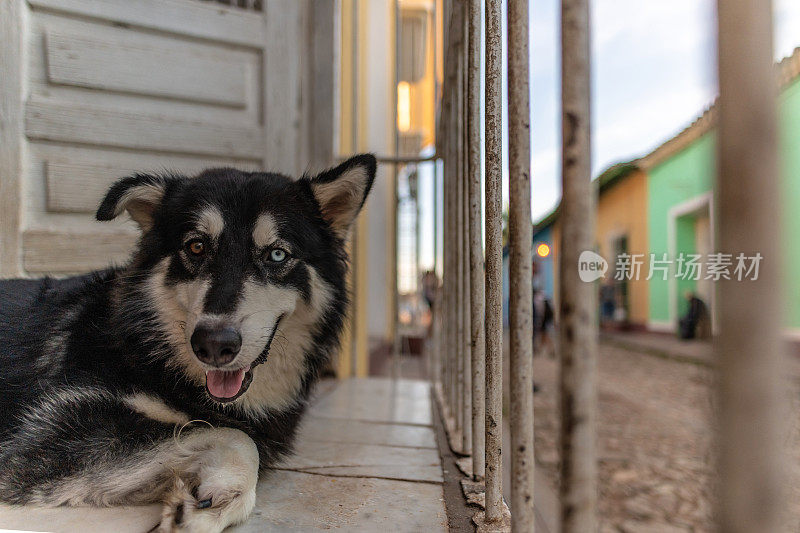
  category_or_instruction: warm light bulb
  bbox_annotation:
[536,243,551,258]
[397,81,411,132]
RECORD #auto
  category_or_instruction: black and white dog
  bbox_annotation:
[0,154,376,532]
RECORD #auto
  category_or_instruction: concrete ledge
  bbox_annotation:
[0,378,447,532]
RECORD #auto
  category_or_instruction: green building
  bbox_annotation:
[642,48,800,336]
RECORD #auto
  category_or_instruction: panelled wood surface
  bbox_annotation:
[27,0,266,47]
[0,0,24,275]
[263,0,304,175]
[23,230,137,273]
[27,11,261,129]
[10,0,332,275]
[46,31,249,108]
[25,101,265,159]
[46,157,257,214]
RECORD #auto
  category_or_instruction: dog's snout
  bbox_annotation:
[190,325,242,366]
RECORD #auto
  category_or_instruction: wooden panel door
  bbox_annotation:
[0,0,324,276]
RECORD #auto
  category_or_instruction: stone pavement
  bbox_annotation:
[532,339,800,532]
[602,330,800,377]
[0,378,447,533]
[600,331,714,367]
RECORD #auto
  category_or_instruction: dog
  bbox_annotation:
[0,154,376,532]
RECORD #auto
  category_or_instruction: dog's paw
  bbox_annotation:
[157,474,256,533]
[158,476,201,533]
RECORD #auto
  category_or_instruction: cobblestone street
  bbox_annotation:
[532,341,800,532]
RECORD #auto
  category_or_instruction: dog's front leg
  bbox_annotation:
[156,427,259,533]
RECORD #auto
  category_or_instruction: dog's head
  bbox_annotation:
[97,155,376,404]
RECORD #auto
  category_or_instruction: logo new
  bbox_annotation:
[578,250,608,282]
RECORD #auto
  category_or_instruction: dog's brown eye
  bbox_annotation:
[186,239,205,256]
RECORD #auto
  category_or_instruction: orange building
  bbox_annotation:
[531,161,649,328]
[593,163,649,328]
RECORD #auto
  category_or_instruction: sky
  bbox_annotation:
[412,0,800,277]
[530,0,800,221]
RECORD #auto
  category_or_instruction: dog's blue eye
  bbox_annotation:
[268,249,288,263]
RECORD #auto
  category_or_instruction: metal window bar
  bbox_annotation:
[450,79,460,438]
[460,20,473,456]
[507,0,535,530]
[433,1,792,532]
[431,160,442,387]
[484,0,505,523]
[559,0,598,531]
[392,0,402,381]
[447,39,460,440]
[448,0,467,450]
[715,1,786,532]
[455,48,465,447]
[467,0,486,482]
[443,89,453,425]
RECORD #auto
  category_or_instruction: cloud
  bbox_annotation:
[531,149,560,220]
[593,84,715,174]
[775,0,800,59]
[528,0,721,220]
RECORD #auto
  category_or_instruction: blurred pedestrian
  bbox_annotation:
[600,277,616,325]
[679,290,707,339]
[533,288,556,358]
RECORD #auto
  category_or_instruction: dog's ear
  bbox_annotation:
[96,173,169,232]
[309,154,376,236]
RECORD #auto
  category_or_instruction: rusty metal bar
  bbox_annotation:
[484,0,504,522]
[442,0,454,416]
[715,1,786,532]
[447,85,459,426]
[559,0,598,530]
[432,159,441,388]
[440,50,452,420]
[507,0,535,530]
[467,0,485,481]
[460,11,473,455]
[337,154,438,164]
[449,33,461,432]
[391,0,402,381]
[453,52,468,444]
[452,1,467,447]
[349,0,360,379]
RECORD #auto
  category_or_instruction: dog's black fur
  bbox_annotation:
[0,155,375,528]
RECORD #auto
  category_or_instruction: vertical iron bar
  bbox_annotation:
[460,10,473,455]
[440,46,450,415]
[449,62,460,427]
[391,0,402,381]
[455,49,466,444]
[715,1,786,532]
[507,0,535,529]
[444,0,455,429]
[559,0,597,530]
[446,87,457,422]
[350,0,360,378]
[467,0,485,480]
[484,0,504,521]
[432,159,441,387]
[442,0,452,411]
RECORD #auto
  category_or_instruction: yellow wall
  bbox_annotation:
[594,169,649,325]
[336,0,438,377]
[397,0,437,149]
[337,0,377,378]
[336,0,357,378]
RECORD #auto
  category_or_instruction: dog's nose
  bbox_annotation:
[190,325,242,366]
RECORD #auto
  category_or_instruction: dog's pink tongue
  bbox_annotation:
[206,369,246,399]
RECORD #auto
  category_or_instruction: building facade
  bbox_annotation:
[529,48,800,337]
